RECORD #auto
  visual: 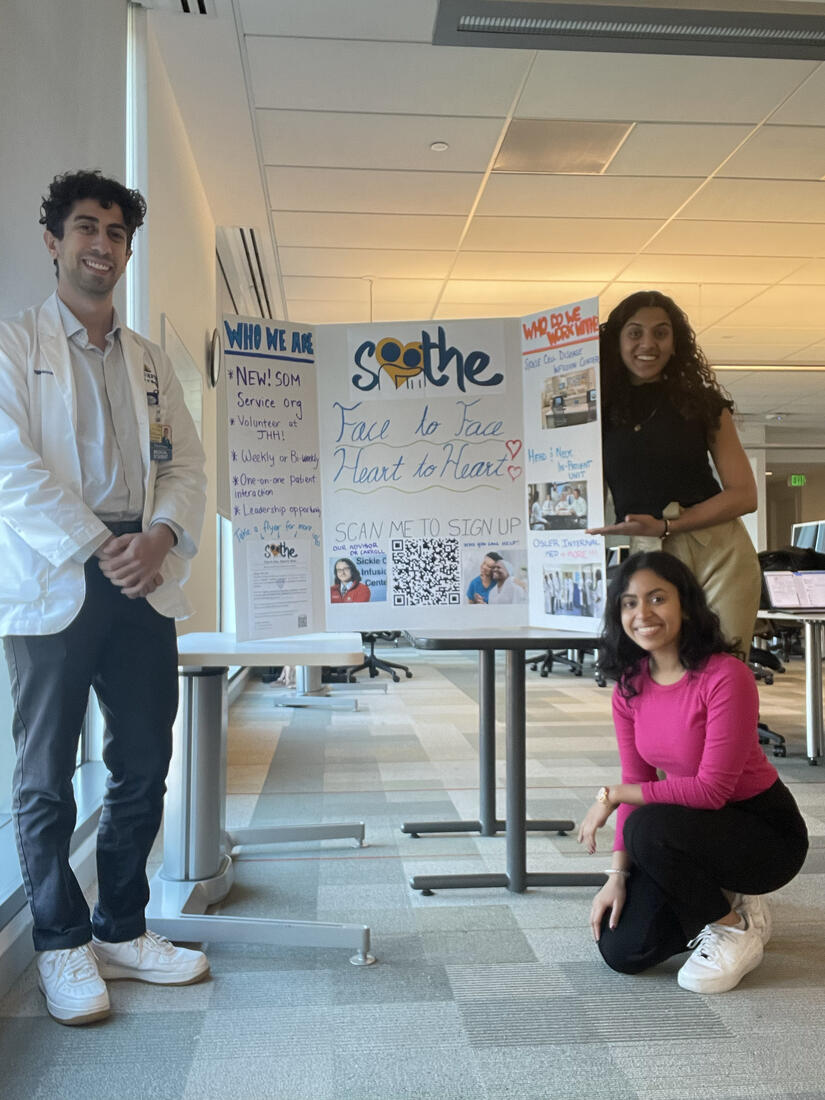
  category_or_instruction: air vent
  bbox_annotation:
[434,0,825,58]
[494,119,631,174]
[141,0,216,15]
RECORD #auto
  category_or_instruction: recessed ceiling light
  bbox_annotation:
[430,141,449,152]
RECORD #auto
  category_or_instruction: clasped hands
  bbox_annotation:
[95,525,175,599]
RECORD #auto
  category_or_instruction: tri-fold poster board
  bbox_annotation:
[223,299,606,641]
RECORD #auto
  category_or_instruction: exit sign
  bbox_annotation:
[788,474,807,487]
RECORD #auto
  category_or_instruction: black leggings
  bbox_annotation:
[598,779,808,975]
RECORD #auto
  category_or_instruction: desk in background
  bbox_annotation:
[147,632,376,965]
[758,611,825,764]
[404,628,606,895]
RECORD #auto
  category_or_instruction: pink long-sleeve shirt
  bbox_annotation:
[612,653,777,851]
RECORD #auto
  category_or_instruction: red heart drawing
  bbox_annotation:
[507,465,522,481]
[505,439,522,459]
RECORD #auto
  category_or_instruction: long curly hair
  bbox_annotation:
[600,290,732,430]
[599,551,739,697]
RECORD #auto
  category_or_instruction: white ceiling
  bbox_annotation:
[151,0,825,430]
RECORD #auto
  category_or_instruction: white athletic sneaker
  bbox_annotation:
[37,943,110,1025]
[92,930,209,985]
[731,893,773,946]
[677,922,764,994]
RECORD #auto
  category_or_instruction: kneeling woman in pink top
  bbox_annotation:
[578,551,807,994]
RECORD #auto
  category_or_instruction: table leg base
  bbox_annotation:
[227,822,366,848]
[410,870,606,895]
[147,858,376,964]
[401,819,573,838]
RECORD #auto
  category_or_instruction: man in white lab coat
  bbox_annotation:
[0,171,208,1025]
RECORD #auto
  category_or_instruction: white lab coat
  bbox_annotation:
[0,293,206,635]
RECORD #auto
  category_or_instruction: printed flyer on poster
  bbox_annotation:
[315,317,528,630]
[521,298,606,630]
[222,315,323,640]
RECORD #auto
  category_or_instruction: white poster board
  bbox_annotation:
[223,315,322,640]
[521,298,606,631]
[224,302,607,638]
[316,318,527,630]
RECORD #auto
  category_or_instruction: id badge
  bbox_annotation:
[150,422,173,462]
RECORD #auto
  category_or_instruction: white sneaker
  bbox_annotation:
[37,944,110,1025]
[92,930,209,985]
[677,922,764,994]
[731,893,772,946]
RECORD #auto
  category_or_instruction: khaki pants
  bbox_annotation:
[630,506,761,655]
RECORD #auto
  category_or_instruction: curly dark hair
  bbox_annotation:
[599,290,732,430]
[40,170,146,249]
[333,557,362,589]
[599,551,739,697]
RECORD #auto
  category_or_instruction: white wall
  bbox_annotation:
[0,0,129,812]
[145,19,219,634]
[0,0,128,317]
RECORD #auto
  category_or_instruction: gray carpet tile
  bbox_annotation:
[2,649,824,1100]
[196,1002,469,1058]
[207,962,453,1009]
[473,1044,640,1100]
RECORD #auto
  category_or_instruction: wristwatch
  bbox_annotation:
[596,786,612,805]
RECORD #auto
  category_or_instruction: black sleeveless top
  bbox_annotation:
[602,383,732,520]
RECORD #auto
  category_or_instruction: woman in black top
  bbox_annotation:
[588,290,761,654]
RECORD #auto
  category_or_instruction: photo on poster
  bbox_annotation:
[542,562,605,621]
[329,550,387,604]
[540,367,597,431]
[462,546,528,606]
[528,480,589,531]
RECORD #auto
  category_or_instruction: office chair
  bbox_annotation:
[347,631,413,683]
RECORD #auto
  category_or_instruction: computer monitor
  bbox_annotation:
[791,521,825,553]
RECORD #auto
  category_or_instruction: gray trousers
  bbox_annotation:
[4,555,177,950]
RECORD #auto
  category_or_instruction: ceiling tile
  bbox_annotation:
[779,259,825,284]
[239,0,437,40]
[770,64,825,125]
[374,301,445,322]
[518,53,816,124]
[272,212,466,250]
[283,276,371,301]
[247,38,529,116]
[434,303,523,319]
[718,125,825,180]
[606,123,752,178]
[476,174,697,218]
[710,341,825,364]
[265,166,481,215]
[279,247,453,279]
[372,279,443,302]
[440,280,603,304]
[618,254,802,285]
[450,252,632,280]
[680,179,825,223]
[464,217,661,252]
[649,220,825,256]
[257,110,504,172]
[713,284,825,328]
[287,299,371,324]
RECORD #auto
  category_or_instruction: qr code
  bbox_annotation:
[297,614,307,628]
[390,537,461,607]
